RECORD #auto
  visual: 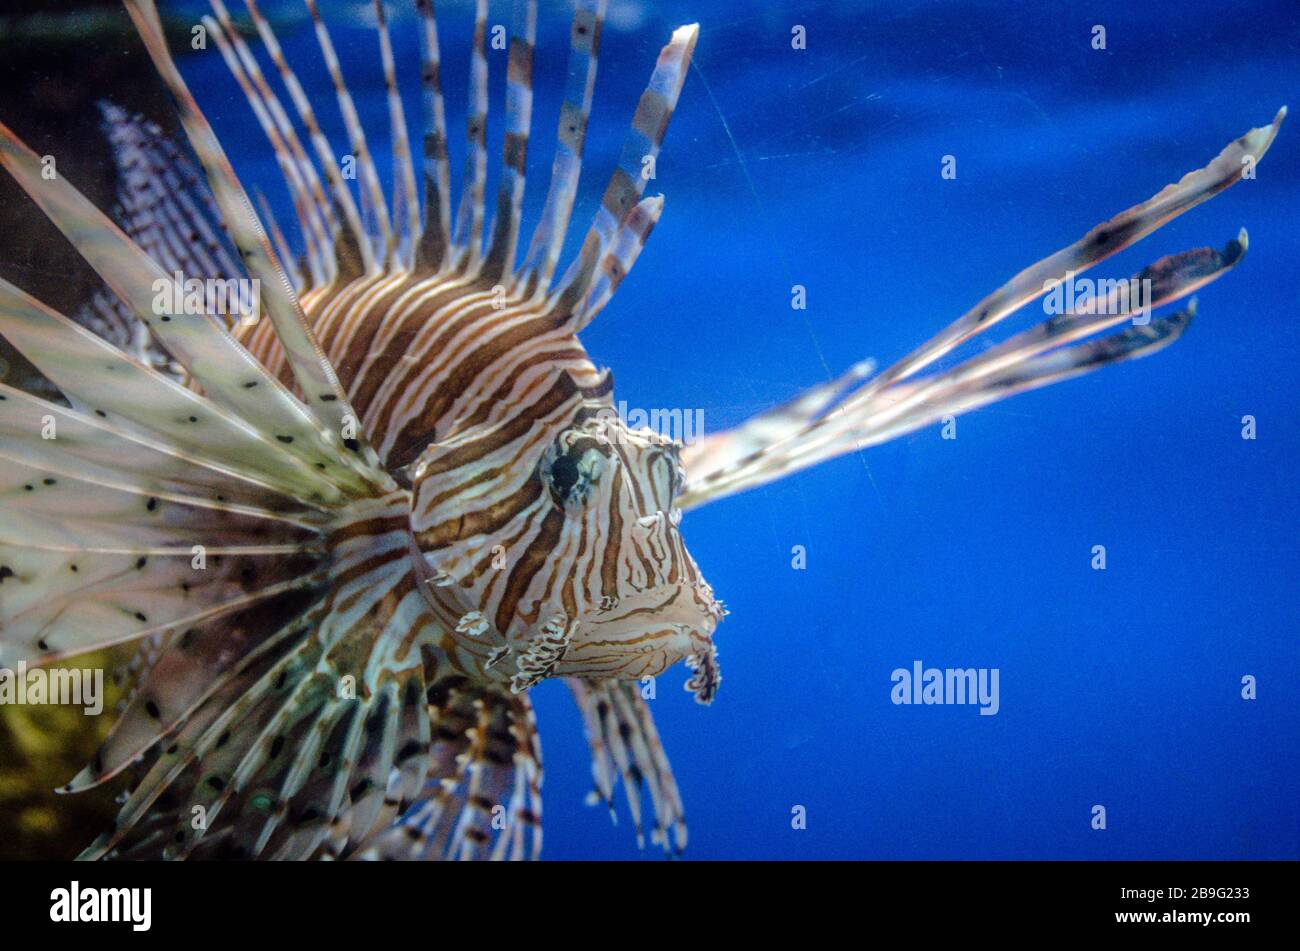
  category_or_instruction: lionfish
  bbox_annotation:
[0,0,1283,860]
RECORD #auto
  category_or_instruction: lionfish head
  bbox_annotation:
[409,370,723,702]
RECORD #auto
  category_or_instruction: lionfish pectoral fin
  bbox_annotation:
[69,545,546,861]
[0,369,332,673]
[679,109,1285,509]
[74,516,439,861]
[570,678,688,855]
[0,120,385,499]
[354,683,544,861]
[123,0,392,485]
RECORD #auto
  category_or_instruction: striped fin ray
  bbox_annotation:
[680,111,1285,509]
[833,236,1251,453]
[180,663,403,860]
[487,694,544,861]
[0,455,318,557]
[300,0,394,265]
[0,539,322,668]
[480,0,538,284]
[0,384,332,518]
[519,0,607,291]
[256,699,368,861]
[221,691,361,859]
[241,0,371,277]
[843,305,1198,456]
[0,276,351,504]
[358,682,544,861]
[259,670,426,860]
[336,678,416,851]
[819,230,1246,455]
[204,1,334,288]
[675,360,876,483]
[185,675,403,862]
[351,678,480,859]
[452,0,491,266]
[0,118,379,498]
[100,103,244,296]
[267,662,442,861]
[682,238,1240,506]
[414,0,453,272]
[79,623,329,859]
[0,520,310,615]
[687,233,1248,501]
[0,384,325,665]
[840,107,1286,411]
[255,188,306,294]
[111,633,170,719]
[208,0,340,260]
[372,0,421,270]
[570,678,686,854]
[322,572,446,850]
[573,192,663,330]
[173,673,417,860]
[552,23,698,313]
[63,604,322,794]
[174,517,430,860]
[123,0,390,485]
[79,497,444,860]
[444,707,524,860]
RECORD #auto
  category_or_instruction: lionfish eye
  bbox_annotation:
[543,432,608,508]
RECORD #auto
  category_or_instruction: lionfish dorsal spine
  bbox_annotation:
[204,4,335,289]
[480,0,538,286]
[301,0,395,268]
[414,0,454,274]
[519,0,607,290]
[237,0,371,280]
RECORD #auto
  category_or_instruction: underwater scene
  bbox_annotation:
[0,0,1295,865]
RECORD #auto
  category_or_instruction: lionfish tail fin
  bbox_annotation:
[679,109,1284,508]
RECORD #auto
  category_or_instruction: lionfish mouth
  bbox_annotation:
[555,582,725,702]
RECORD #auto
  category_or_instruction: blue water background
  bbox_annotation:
[174,0,1299,859]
